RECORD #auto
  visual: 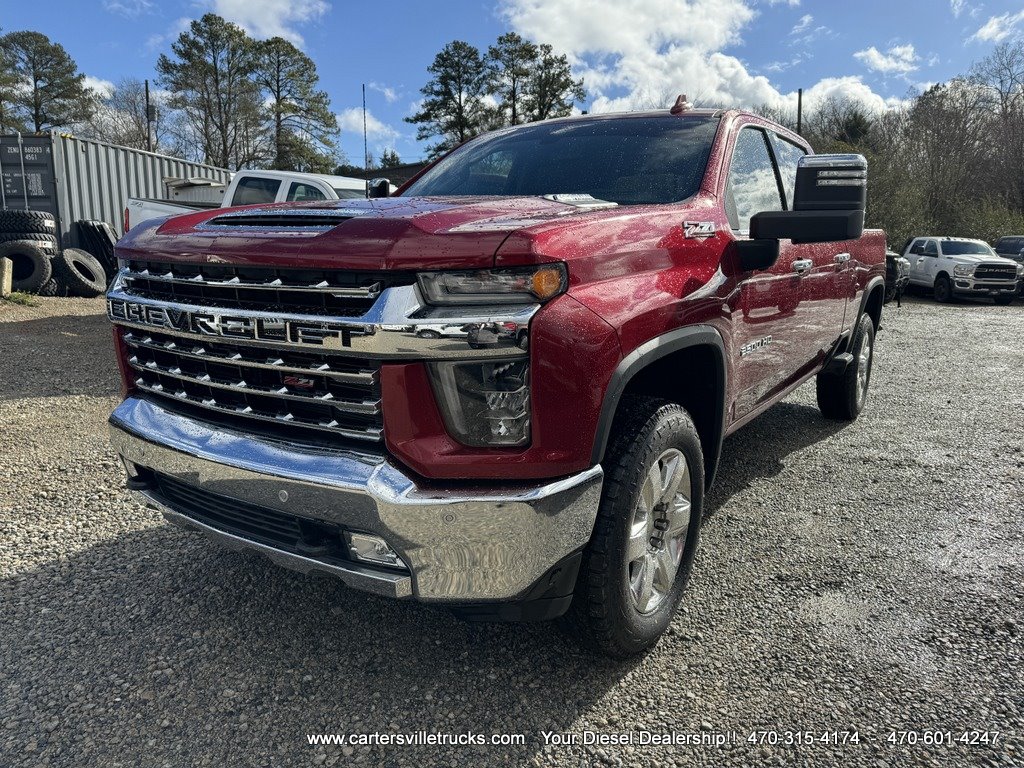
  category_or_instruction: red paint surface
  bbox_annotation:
[112,110,886,481]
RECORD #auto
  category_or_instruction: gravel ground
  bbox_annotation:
[1,294,1021,768]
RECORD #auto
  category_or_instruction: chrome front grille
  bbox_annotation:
[121,260,415,317]
[974,263,1018,281]
[122,329,382,443]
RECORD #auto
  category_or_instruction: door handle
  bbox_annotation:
[834,253,851,264]
[792,259,813,274]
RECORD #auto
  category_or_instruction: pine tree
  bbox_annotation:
[406,41,490,158]
[486,32,537,126]
[0,30,96,132]
[525,44,585,121]
[255,37,338,171]
[157,14,268,169]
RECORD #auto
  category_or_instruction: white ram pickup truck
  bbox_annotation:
[902,236,1022,304]
[125,170,373,231]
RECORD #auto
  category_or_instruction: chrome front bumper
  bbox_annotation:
[109,397,603,603]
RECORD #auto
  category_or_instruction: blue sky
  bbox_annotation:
[3,0,1023,166]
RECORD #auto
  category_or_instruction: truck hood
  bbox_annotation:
[943,253,1018,265]
[116,196,609,271]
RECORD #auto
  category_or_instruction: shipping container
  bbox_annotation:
[0,132,231,255]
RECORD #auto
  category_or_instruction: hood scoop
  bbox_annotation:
[202,207,366,231]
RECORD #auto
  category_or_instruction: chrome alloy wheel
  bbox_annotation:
[626,448,692,615]
[855,328,873,409]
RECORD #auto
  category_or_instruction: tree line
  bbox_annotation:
[406,32,585,157]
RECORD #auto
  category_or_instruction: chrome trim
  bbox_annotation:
[121,332,377,386]
[130,380,383,442]
[139,494,413,598]
[126,355,380,415]
[123,266,383,299]
[799,153,867,169]
[110,396,603,601]
[108,274,536,360]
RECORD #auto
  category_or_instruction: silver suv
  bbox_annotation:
[902,237,1022,305]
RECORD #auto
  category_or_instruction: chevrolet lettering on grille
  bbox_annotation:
[107,298,363,348]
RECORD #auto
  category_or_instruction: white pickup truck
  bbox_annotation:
[901,236,1022,304]
[125,169,374,231]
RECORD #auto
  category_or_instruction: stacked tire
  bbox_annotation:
[0,210,106,298]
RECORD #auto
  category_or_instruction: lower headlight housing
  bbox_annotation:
[429,359,530,447]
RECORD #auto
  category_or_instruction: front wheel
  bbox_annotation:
[994,295,1014,306]
[816,312,875,421]
[934,275,953,303]
[566,396,703,658]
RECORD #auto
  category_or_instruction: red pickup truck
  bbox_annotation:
[107,105,885,657]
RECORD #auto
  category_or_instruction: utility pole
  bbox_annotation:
[144,79,155,152]
[362,84,369,172]
[796,88,803,136]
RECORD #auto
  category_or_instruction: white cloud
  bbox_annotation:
[853,44,919,75]
[84,76,115,99]
[765,0,799,5]
[950,0,965,17]
[500,0,897,118]
[103,0,153,17]
[970,10,1024,43]
[337,107,400,142]
[368,82,399,103]
[790,14,813,34]
[205,0,329,45]
[146,17,191,52]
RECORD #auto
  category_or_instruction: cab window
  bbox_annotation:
[726,128,784,232]
[286,182,328,202]
[923,240,938,256]
[232,176,280,205]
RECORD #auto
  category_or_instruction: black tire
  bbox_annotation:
[933,275,953,303]
[53,248,106,297]
[816,312,875,421]
[883,283,896,304]
[0,232,58,248]
[994,295,1014,306]
[0,237,57,256]
[0,209,56,235]
[566,396,704,658]
[0,240,53,293]
[37,278,67,297]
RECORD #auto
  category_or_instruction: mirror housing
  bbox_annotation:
[733,239,780,272]
[367,178,391,199]
[750,153,866,244]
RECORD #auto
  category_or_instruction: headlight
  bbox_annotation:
[430,359,530,446]
[1017,264,1023,276]
[418,264,567,306]
[953,264,974,277]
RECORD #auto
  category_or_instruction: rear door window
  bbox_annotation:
[233,177,281,205]
[286,182,328,202]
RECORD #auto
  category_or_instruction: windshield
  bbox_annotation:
[402,116,720,205]
[941,241,994,256]
[333,187,366,199]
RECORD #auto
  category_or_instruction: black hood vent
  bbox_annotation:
[202,207,360,230]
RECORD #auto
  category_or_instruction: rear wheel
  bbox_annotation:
[933,275,953,303]
[567,396,703,658]
[816,312,875,421]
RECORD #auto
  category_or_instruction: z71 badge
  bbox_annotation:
[683,221,716,239]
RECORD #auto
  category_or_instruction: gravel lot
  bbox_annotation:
[1,294,1021,768]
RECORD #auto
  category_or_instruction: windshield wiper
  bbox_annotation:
[542,193,619,210]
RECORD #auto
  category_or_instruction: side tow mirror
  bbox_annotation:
[367,178,391,199]
[750,153,867,244]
